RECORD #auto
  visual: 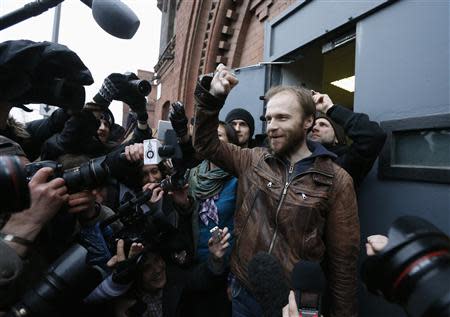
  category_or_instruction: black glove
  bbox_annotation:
[169,101,188,138]
[93,72,146,112]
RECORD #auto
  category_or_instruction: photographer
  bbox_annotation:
[112,227,231,317]
[0,40,94,161]
[41,72,153,161]
[0,154,69,307]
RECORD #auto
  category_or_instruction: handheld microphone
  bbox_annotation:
[292,261,326,317]
[247,252,290,317]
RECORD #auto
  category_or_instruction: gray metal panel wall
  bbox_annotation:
[219,65,266,134]
[265,0,388,61]
[355,1,450,316]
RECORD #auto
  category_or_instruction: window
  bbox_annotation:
[379,114,450,184]
[161,101,170,121]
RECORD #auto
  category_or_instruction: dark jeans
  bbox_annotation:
[231,278,263,317]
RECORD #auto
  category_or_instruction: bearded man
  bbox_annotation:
[192,64,360,317]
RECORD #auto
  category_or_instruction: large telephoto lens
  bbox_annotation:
[0,156,29,213]
[63,156,110,193]
[362,216,450,317]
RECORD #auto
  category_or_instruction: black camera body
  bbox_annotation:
[123,72,151,96]
[24,161,63,182]
[160,168,189,192]
[100,190,181,258]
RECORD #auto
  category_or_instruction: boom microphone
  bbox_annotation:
[80,0,140,39]
[247,252,290,317]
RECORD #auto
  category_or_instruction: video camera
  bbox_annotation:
[362,216,450,317]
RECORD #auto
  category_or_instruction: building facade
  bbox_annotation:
[154,1,450,317]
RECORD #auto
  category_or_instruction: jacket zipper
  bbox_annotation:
[268,164,294,254]
[267,166,332,253]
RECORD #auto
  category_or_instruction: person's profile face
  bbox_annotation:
[217,124,230,143]
[309,118,337,145]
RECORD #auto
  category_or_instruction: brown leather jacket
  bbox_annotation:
[192,76,360,317]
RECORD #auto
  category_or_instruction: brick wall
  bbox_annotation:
[152,0,296,124]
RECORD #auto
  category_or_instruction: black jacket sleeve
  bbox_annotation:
[327,105,387,187]
[24,109,70,160]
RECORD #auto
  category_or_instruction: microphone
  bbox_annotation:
[292,261,326,317]
[118,145,175,161]
[80,0,140,39]
[0,0,140,39]
[247,252,290,317]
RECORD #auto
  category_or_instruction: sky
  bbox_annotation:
[0,0,161,125]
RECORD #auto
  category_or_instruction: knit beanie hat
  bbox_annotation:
[315,112,347,145]
[225,108,255,137]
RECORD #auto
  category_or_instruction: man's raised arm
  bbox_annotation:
[192,64,255,176]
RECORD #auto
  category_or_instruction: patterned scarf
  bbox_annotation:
[189,160,231,226]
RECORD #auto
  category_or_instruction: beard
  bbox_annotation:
[269,127,306,157]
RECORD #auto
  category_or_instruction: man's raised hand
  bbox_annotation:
[210,64,239,97]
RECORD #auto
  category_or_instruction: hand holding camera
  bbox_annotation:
[93,72,149,113]
[1,167,68,256]
[208,226,230,260]
[26,167,69,225]
[107,239,145,285]
[210,64,239,97]
[142,182,164,205]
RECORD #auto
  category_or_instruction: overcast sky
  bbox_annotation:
[0,0,161,125]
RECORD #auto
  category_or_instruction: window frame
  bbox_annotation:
[378,113,450,184]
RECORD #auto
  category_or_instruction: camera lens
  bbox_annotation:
[63,156,109,193]
[129,79,151,96]
[0,156,30,213]
[362,216,450,317]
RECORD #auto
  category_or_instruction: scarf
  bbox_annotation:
[189,160,231,226]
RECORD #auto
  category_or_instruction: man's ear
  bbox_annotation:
[303,115,314,131]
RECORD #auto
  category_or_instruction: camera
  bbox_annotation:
[25,156,110,194]
[362,216,450,317]
[124,72,151,96]
[0,156,30,213]
[100,190,183,260]
[160,168,189,192]
[6,244,105,317]
[129,79,151,96]
[0,153,128,214]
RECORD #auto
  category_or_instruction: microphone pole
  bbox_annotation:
[0,0,64,31]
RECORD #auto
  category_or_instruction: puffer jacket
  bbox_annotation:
[192,76,360,317]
